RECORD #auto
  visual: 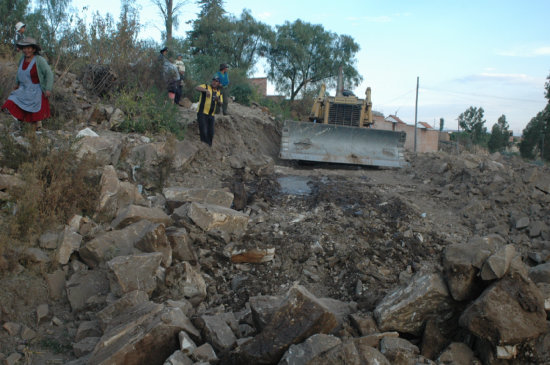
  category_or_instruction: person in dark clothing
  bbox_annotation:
[195,76,223,146]
[215,63,229,115]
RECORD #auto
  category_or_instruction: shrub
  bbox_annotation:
[231,82,252,106]
[0,133,100,239]
[112,87,186,140]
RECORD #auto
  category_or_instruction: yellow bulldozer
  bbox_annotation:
[280,69,406,168]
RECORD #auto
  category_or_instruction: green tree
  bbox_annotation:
[520,73,550,161]
[27,0,71,57]
[0,0,29,46]
[187,0,229,82]
[267,20,361,101]
[226,10,273,72]
[488,115,511,153]
[458,106,487,146]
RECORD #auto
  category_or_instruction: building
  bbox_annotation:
[248,77,267,97]
[371,114,446,153]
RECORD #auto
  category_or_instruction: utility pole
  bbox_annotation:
[414,76,419,153]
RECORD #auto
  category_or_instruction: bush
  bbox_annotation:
[231,82,252,106]
[0,133,100,240]
[112,87,186,140]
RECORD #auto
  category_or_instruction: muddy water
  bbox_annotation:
[277,175,312,196]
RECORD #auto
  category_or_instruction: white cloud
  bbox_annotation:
[497,45,550,57]
[534,46,550,55]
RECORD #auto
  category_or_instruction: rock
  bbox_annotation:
[163,187,234,211]
[191,343,218,363]
[56,226,82,265]
[107,252,163,297]
[480,244,516,281]
[111,204,173,229]
[96,290,149,330]
[356,332,399,348]
[0,174,24,190]
[164,350,193,365]
[74,337,100,357]
[75,321,102,342]
[374,273,454,335]
[66,269,110,312]
[421,317,449,360]
[459,274,547,345]
[529,262,550,284]
[21,326,37,340]
[79,220,156,268]
[134,222,172,267]
[2,322,21,337]
[164,262,207,307]
[95,165,145,222]
[166,227,197,263]
[515,216,530,229]
[187,202,249,240]
[443,238,497,301]
[23,247,50,263]
[248,295,284,331]
[45,270,66,300]
[309,339,390,365]
[178,331,197,355]
[109,108,125,128]
[89,303,189,365]
[349,313,379,336]
[36,303,49,325]
[231,181,247,210]
[165,299,194,318]
[379,337,419,363]
[4,353,23,365]
[197,313,238,352]
[231,247,275,264]
[238,284,338,364]
[39,231,59,249]
[278,334,342,365]
[76,133,122,165]
[437,342,479,365]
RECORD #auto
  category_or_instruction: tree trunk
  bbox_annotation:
[166,0,173,43]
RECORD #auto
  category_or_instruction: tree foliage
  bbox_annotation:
[458,106,487,146]
[0,0,29,47]
[267,20,361,101]
[487,115,511,153]
[520,73,550,161]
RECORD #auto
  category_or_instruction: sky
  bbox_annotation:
[70,0,550,135]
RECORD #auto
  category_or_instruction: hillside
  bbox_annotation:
[1,73,550,364]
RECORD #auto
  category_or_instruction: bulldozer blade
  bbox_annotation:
[280,120,407,168]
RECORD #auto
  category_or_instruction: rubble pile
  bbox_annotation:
[1,79,550,364]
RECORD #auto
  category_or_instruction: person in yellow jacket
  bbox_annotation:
[194,76,223,146]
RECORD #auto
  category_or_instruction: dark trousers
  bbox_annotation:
[221,87,228,114]
[174,76,184,104]
[216,87,229,114]
[197,113,215,146]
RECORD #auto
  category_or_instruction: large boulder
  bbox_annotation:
[374,273,454,335]
[238,284,338,364]
[459,273,547,345]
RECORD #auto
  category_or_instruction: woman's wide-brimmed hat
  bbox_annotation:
[16,37,41,53]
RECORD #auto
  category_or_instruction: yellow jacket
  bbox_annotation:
[197,84,222,116]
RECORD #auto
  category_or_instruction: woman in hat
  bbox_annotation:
[1,37,53,131]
